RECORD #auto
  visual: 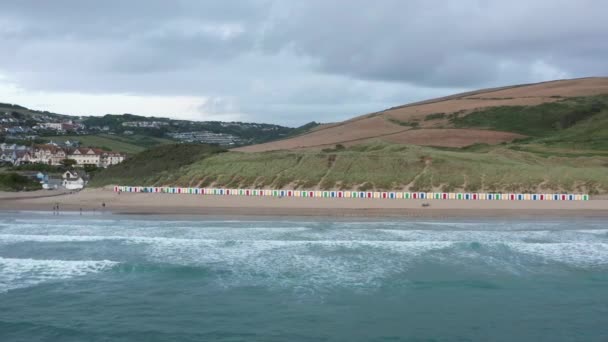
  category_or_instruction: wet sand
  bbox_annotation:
[1,188,607,218]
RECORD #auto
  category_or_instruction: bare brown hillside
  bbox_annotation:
[236,77,608,152]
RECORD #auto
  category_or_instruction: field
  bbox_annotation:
[44,134,175,154]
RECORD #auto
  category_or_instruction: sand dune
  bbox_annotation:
[236,77,608,152]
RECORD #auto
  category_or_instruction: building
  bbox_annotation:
[32,145,67,165]
[68,148,125,168]
[25,145,126,168]
[168,131,243,145]
[62,171,85,190]
[122,121,168,128]
[69,148,102,166]
[14,151,33,165]
[103,151,125,167]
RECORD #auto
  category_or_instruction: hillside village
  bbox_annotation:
[0,142,125,168]
[0,103,304,147]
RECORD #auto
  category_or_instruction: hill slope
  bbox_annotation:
[236,77,608,152]
[92,141,608,195]
[91,77,608,195]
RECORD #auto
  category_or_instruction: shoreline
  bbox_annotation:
[1,188,607,218]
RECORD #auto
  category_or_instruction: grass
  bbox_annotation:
[87,94,608,195]
[388,118,419,128]
[0,173,41,191]
[89,144,226,187]
[451,95,608,138]
[91,141,608,194]
[44,134,175,154]
[424,113,446,121]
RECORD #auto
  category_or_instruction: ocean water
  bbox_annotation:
[0,213,607,341]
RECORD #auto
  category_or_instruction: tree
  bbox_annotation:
[61,158,77,168]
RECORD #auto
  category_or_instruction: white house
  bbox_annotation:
[68,148,102,167]
[62,170,85,190]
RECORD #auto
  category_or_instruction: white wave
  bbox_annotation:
[0,257,118,293]
[507,243,608,267]
[575,229,608,236]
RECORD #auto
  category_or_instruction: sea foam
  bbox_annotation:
[0,257,118,293]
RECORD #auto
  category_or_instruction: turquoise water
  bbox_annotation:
[1,213,607,341]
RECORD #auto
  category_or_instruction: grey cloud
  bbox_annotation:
[0,0,606,125]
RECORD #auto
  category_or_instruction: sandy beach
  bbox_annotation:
[0,188,607,218]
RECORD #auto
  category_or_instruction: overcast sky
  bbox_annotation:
[1,0,606,126]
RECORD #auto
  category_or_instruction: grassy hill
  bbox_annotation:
[88,144,226,187]
[236,77,608,152]
[91,140,608,195]
[89,78,608,195]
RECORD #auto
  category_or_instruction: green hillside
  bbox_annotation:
[91,141,608,194]
[450,95,608,148]
[90,94,608,195]
[88,144,226,187]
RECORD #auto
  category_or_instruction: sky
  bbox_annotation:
[0,0,606,126]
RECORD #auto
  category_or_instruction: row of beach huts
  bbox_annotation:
[114,186,590,201]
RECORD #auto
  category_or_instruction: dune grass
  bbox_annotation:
[88,144,226,187]
[90,141,608,194]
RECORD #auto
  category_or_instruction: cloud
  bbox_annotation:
[0,0,606,125]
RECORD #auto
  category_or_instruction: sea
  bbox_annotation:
[0,212,607,341]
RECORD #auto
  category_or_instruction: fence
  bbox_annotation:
[113,186,590,201]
